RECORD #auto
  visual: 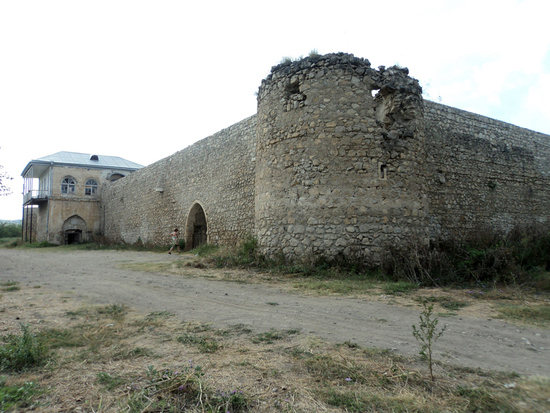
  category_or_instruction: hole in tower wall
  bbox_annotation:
[379,163,388,180]
[371,89,380,98]
[286,81,300,95]
[284,80,306,111]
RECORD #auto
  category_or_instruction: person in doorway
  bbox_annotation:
[168,228,181,254]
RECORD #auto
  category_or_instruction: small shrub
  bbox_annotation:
[96,303,127,321]
[124,363,248,412]
[280,56,293,64]
[412,301,446,381]
[0,324,49,372]
[210,236,259,268]
[309,49,320,58]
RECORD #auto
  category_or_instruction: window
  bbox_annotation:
[61,177,76,194]
[85,179,99,195]
[108,173,125,182]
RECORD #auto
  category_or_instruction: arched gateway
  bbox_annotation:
[185,203,208,250]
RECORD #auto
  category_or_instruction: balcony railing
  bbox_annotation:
[23,190,51,205]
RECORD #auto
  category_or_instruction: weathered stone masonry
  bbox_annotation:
[102,53,550,263]
[102,116,257,249]
[424,101,550,239]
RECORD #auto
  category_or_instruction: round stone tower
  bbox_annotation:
[255,53,429,264]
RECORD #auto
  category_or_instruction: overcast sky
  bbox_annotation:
[1,0,549,220]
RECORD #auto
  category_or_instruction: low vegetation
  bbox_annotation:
[0,324,50,372]
[186,225,550,295]
[1,285,549,412]
[0,221,20,239]
[0,221,21,247]
[382,224,550,288]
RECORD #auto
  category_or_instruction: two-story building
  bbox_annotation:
[22,152,143,244]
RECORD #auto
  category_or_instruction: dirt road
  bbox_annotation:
[1,248,548,377]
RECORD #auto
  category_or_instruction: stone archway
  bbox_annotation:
[62,215,87,244]
[185,203,208,251]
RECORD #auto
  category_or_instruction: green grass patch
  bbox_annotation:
[0,378,41,411]
[177,333,220,353]
[455,386,516,412]
[292,275,376,295]
[120,261,174,273]
[96,303,127,321]
[0,237,20,248]
[13,241,170,253]
[38,328,87,349]
[252,329,300,344]
[96,372,126,390]
[415,296,469,312]
[0,324,50,372]
[321,388,417,413]
[190,243,220,256]
[497,304,550,326]
[381,281,419,295]
[112,346,155,360]
[0,280,20,292]
[25,241,58,248]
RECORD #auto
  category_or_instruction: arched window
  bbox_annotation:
[108,173,125,182]
[61,177,76,194]
[85,179,99,196]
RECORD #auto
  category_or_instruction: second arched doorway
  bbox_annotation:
[185,203,208,250]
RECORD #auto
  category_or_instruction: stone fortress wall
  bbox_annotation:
[101,53,550,263]
[424,101,550,239]
[101,116,257,249]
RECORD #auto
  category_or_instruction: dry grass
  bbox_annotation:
[1,282,549,412]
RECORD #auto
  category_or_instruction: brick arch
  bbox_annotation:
[185,202,208,251]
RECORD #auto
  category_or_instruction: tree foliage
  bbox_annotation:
[0,147,13,196]
[0,222,21,238]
